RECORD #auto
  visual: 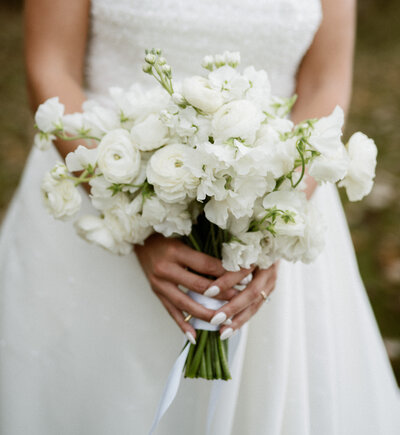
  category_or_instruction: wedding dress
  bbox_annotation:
[0,0,399,434]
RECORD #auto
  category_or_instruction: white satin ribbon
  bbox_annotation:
[149,291,244,434]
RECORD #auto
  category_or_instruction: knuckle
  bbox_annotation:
[153,260,168,277]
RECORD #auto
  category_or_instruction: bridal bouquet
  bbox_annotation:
[34,49,377,380]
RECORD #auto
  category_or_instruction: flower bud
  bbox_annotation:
[158,56,167,65]
[145,53,156,64]
[172,92,185,105]
[162,64,171,74]
[142,63,153,74]
[201,55,214,69]
[214,54,225,67]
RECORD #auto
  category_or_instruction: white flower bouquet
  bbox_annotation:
[35,49,377,380]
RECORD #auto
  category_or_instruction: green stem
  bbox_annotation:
[293,141,306,188]
[188,233,202,252]
[212,333,222,379]
[205,338,213,380]
[186,330,208,378]
[55,132,101,142]
[217,335,231,380]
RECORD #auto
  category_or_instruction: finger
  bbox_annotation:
[157,294,197,342]
[151,275,215,322]
[207,266,255,298]
[219,298,265,339]
[209,268,273,326]
[175,244,226,277]
[153,262,213,294]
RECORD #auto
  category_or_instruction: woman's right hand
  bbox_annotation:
[134,234,254,342]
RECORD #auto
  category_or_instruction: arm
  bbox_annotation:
[291,0,356,199]
[216,0,357,338]
[25,0,90,159]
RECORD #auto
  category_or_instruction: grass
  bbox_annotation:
[0,1,399,382]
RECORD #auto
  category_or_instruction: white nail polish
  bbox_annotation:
[204,285,220,298]
[239,273,253,286]
[220,328,234,340]
[185,331,196,345]
[223,318,232,326]
[210,312,227,326]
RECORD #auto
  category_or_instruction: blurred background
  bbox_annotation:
[0,0,399,383]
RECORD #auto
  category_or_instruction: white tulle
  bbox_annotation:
[0,0,399,434]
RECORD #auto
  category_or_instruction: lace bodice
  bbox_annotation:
[86,0,322,98]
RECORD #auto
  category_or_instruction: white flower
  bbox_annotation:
[243,66,271,110]
[338,132,378,201]
[41,171,81,220]
[222,231,263,271]
[182,76,224,113]
[208,65,250,101]
[212,100,263,143]
[65,145,99,172]
[74,215,132,255]
[35,97,64,132]
[147,144,199,203]
[49,162,68,180]
[308,106,349,183]
[97,129,141,184]
[130,113,168,151]
[262,191,307,237]
[34,132,56,151]
[153,202,192,237]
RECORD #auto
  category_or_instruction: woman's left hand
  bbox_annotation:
[214,262,279,340]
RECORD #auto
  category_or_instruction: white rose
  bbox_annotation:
[97,129,141,184]
[338,132,378,201]
[74,215,132,255]
[182,76,224,113]
[34,132,56,151]
[222,231,263,271]
[147,144,199,203]
[41,172,81,220]
[35,97,65,132]
[130,113,168,151]
[212,100,263,143]
[65,145,99,172]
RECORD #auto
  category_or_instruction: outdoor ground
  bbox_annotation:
[0,1,399,382]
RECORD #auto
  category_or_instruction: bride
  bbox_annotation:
[0,0,399,433]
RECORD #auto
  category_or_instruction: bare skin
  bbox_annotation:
[24,0,356,340]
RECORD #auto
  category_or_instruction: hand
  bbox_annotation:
[216,263,279,340]
[134,234,254,341]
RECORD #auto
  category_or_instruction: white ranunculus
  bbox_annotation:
[41,172,81,220]
[34,132,56,151]
[212,100,263,143]
[130,113,168,151]
[338,132,378,201]
[147,144,199,203]
[74,215,132,255]
[65,145,99,172]
[222,231,263,271]
[81,100,120,135]
[97,129,141,184]
[35,97,65,132]
[141,196,168,227]
[182,76,224,113]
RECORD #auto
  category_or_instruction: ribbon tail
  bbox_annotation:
[149,344,190,434]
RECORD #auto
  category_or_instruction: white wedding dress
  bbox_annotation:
[0,0,399,434]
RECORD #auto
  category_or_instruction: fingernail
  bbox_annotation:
[234,284,246,291]
[204,285,220,297]
[223,318,232,326]
[239,273,253,286]
[185,331,196,345]
[210,312,227,326]
[220,328,234,340]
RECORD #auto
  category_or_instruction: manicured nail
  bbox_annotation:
[185,331,196,345]
[223,318,232,326]
[220,328,234,340]
[210,312,227,326]
[204,285,220,298]
[239,273,253,286]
